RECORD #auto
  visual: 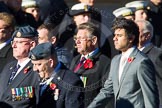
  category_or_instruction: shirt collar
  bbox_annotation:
[81,48,99,59]
[0,38,12,50]
[122,46,135,59]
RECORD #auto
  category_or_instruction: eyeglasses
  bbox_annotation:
[73,36,91,42]
[11,40,31,45]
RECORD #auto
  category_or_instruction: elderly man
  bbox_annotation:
[135,20,162,108]
[70,22,112,107]
[0,25,40,108]
[29,42,84,108]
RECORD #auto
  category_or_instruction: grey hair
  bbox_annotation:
[135,20,154,41]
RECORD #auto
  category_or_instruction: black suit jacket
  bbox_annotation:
[0,44,15,73]
[0,60,40,108]
[38,63,84,108]
[142,43,162,104]
[70,51,111,107]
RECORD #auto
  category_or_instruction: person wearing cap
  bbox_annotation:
[0,25,40,108]
[58,3,93,59]
[69,3,92,27]
[125,0,149,21]
[113,7,136,20]
[29,42,84,108]
[21,0,40,22]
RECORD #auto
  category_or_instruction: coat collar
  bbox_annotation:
[116,48,139,98]
[142,43,154,54]
[39,63,67,102]
[0,44,12,57]
[75,50,101,75]
[1,61,33,99]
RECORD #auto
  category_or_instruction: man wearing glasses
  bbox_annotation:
[70,22,112,107]
[0,25,40,108]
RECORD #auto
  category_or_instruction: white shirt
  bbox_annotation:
[118,47,135,83]
[139,42,151,51]
[13,58,31,79]
[0,38,12,50]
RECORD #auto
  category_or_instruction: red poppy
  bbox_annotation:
[84,59,94,69]
[50,83,56,90]
[24,66,30,74]
[127,57,135,63]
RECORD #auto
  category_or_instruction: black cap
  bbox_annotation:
[29,42,56,60]
[12,25,38,38]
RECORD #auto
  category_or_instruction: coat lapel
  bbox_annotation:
[142,43,154,54]
[9,62,33,87]
[39,64,66,103]
[116,48,138,97]
[1,62,17,94]
[0,44,11,57]
[76,51,101,75]
[114,55,121,90]
[2,62,33,99]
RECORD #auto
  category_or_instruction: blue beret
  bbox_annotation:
[29,42,56,60]
[12,25,38,38]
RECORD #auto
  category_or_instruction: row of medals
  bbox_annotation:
[11,86,33,101]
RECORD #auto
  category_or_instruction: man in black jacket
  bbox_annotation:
[0,25,40,108]
[29,42,84,108]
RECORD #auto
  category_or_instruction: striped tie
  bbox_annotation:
[8,65,20,84]
[74,57,86,72]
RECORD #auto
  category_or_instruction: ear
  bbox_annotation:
[48,58,54,67]
[129,35,135,43]
[30,41,37,50]
[145,32,151,40]
[91,36,97,45]
[50,36,56,44]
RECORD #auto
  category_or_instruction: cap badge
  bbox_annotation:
[31,54,36,60]
[16,32,22,37]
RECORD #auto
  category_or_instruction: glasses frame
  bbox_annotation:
[11,40,31,45]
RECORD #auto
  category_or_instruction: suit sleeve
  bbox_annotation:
[88,70,114,108]
[137,58,159,108]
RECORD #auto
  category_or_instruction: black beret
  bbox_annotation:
[12,25,38,38]
[69,3,91,16]
[29,42,56,60]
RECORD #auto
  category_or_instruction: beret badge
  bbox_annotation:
[31,54,36,60]
[16,32,22,37]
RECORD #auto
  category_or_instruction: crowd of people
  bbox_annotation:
[0,0,162,108]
